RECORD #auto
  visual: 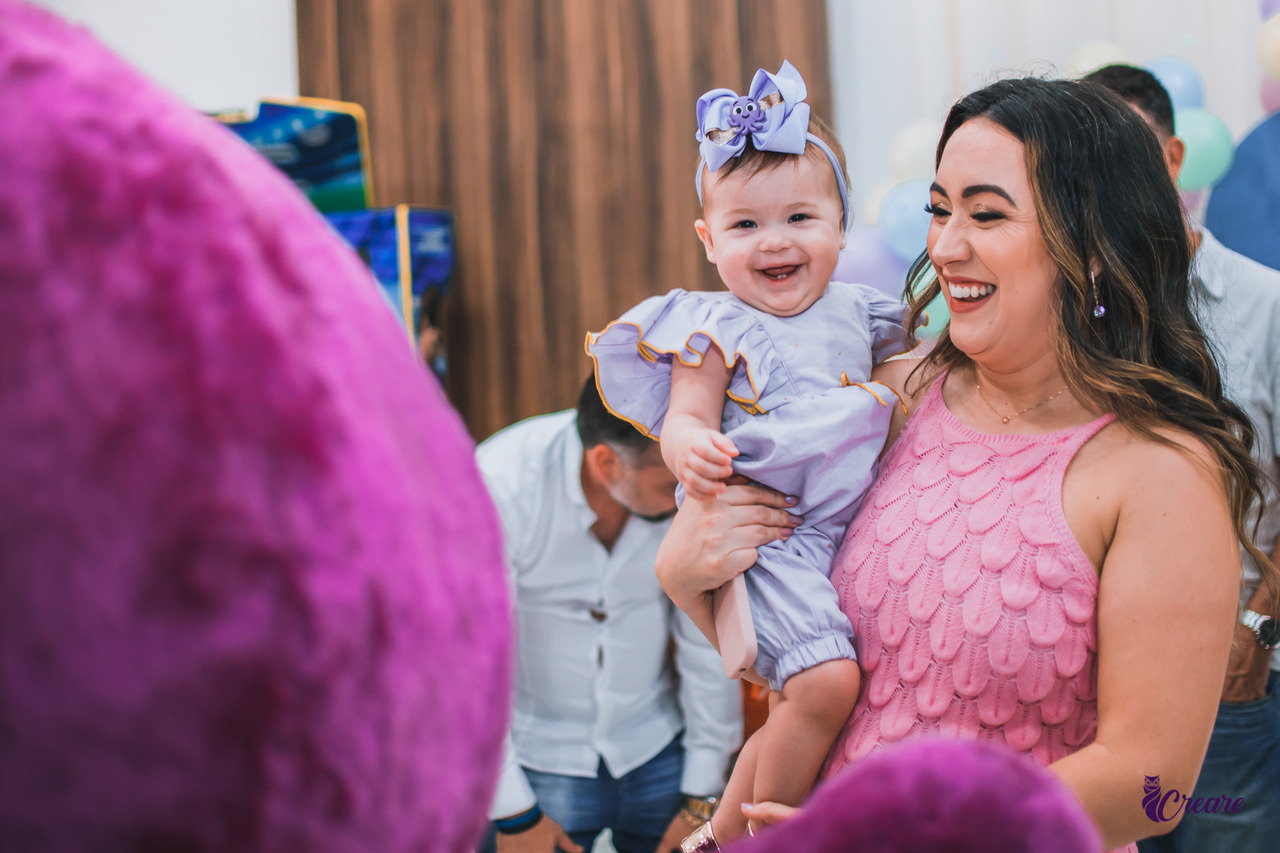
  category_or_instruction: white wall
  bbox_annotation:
[26,0,1271,216]
[29,0,298,113]
[828,0,1272,219]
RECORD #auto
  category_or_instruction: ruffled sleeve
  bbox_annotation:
[861,286,916,363]
[584,289,782,438]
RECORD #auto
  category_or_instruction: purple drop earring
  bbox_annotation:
[1091,271,1106,318]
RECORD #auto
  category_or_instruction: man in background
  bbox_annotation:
[1086,64,1280,852]
[476,376,742,853]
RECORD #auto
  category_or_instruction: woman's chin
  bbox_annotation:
[945,323,987,358]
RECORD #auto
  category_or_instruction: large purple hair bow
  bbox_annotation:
[697,60,811,172]
[695,60,850,227]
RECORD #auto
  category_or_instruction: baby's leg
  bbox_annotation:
[751,658,860,814]
[702,729,759,843]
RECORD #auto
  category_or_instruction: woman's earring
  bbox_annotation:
[1091,271,1106,318]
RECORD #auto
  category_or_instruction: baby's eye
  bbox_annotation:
[923,203,950,218]
[732,219,756,229]
[788,213,812,223]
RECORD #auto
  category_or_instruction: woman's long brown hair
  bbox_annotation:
[904,77,1275,602]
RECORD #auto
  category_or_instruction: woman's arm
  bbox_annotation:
[657,355,926,649]
[1049,434,1238,848]
[664,355,737,499]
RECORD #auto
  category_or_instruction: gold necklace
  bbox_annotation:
[975,377,1068,424]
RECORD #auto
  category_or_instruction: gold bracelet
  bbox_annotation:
[681,795,719,824]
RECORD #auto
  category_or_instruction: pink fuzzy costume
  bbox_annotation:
[734,738,1102,852]
[0,3,511,852]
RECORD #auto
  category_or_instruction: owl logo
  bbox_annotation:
[1143,775,1163,822]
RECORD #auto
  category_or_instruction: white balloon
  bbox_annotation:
[1260,14,1280,83]
[858,175,897,227]
[1063,40,1132,78]
[889,118,942,182]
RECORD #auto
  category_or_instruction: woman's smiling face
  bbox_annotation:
[926,117,1064,366]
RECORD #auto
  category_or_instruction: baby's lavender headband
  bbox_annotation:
[695,60,851,229]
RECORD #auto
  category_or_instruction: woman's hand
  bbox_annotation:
[654,477,800,645]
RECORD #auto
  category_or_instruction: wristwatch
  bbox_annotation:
[680,794,720,826]
[1240,609,1280,650]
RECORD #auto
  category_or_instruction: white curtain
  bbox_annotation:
[827,0,1271,218]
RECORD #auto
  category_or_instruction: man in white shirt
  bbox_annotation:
[476,377,743,853]
[1086,64,1280,853]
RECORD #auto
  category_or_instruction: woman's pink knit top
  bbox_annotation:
[824,376,1115,777]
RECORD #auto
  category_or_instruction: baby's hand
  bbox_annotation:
[676,429,739,500]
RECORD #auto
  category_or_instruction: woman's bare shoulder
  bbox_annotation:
[1065,419,1233,577]
[1077,419,1227,505]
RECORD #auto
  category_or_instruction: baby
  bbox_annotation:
[587,61,914,848]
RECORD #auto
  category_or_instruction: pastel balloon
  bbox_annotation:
[1262,14,1280,82]
[1065,40,1132,78]
[1205,111,1280,272]
[1263,75,1280,114]
[1263,0,1280,21]
[833,225,911,299]
[1145,56,1205,109]
[858,175,897,226]
[918,288,951,339]
[878,178,933,262]
[889,118,942,181]
[1175,108,1235,190]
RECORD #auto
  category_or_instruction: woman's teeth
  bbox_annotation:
[948,283,994,300]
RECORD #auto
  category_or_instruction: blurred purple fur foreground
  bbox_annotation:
[736,738,1101,852]
[0,2,510,850]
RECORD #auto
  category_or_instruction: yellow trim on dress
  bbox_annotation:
[879,383,910,417]
[583,318,772,433]
[583,330,659,440]
[839,373,910,418]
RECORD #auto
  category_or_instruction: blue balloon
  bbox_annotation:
[1145,56,1205,109]
[878,178,933,262]
[832,225,910,299]
[1205,111,1280,272]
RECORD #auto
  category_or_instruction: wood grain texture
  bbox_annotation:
[296,0,832,440]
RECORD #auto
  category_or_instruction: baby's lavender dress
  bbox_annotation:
[587,282,912,689]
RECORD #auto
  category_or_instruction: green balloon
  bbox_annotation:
[907,267,950,338]
[919,289,950,338]
[1176,108,1235,190]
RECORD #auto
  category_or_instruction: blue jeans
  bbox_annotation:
[478,735,685,853]
[1138,671,1280,852]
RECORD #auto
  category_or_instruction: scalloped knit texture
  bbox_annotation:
[825,377,1114,778]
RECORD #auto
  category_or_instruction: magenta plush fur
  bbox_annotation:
[0,3,511,851]
[735,738,1102,852]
